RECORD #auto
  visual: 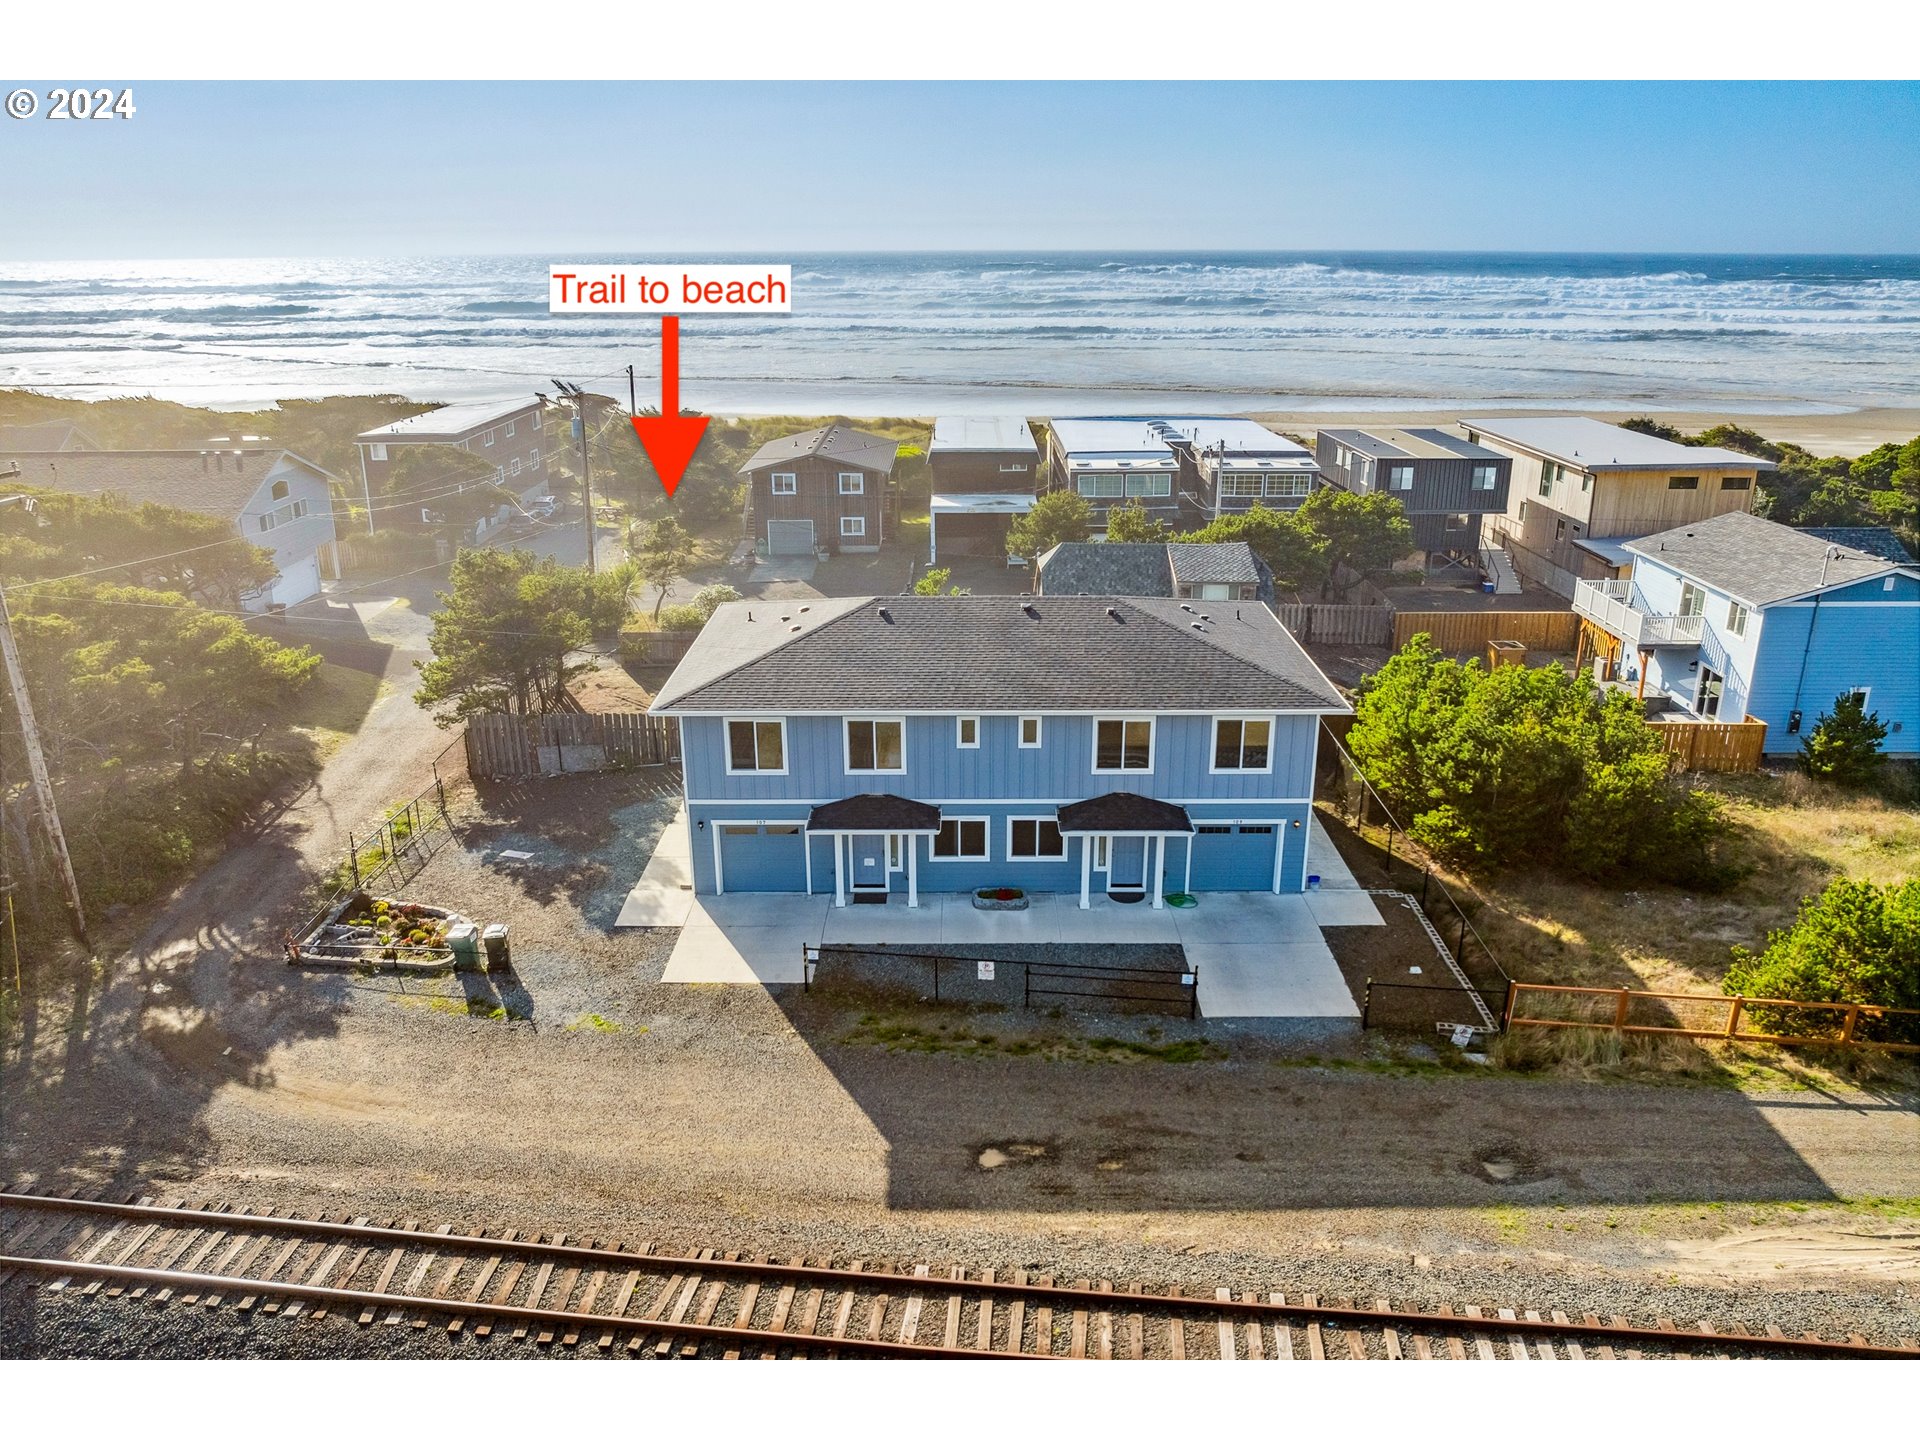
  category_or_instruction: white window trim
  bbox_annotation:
[929,816,991,862]
[1846,687,1871,710]
[1472,464,1498,491]
[838,471,865,494]
[1005,816,1068,863]
[887,834,904,873]
[1091,835,1109,871]
[529,448,540,465]
[956,715,980,749]
[1017,715,1043,749]
[1387,464,1414,491]
[840,515,866,538]
[722,717,789,777]
[505,419,516,438]
[483,430,495,447]
[1726,601,1748,637]
[843,715,907,775]
[1208,715,1276,775]
[998,461,1029,473]
[1092,715,1156,775]
[367,442,387,461]
[770,472,798,495]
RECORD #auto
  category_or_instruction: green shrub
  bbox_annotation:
[1799,692,1889,788]
[1725,877,1920,1043]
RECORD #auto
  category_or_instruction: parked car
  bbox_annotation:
[523,495,558,520]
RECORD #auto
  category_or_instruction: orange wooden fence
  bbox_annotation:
[1653,719,1767,773]
[1391,609,1581,654]
[1504,983,1920,1053]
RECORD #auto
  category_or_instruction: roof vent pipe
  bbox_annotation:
[1022,603,1039,619]
[1105,606,1120,620]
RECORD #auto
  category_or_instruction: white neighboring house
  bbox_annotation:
[0,445,341,609]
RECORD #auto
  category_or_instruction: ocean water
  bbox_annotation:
[1,251,1916,414]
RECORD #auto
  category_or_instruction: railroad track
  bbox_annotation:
[2,1191,1913,1360]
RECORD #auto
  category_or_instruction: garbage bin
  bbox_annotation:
[481,922,511,973]
[446,921,482,973]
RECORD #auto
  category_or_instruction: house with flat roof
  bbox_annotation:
[355,398,549,538]
[1044,417,1321,534]
[1315,427,1513,584]
[926,416,1039,564]
[3,446,339,608]
[1034,542,1273,603]
[648,594,1348,906]
[1463,417,1770,597]
[740,423,898,557]
[1570,511,1918,755]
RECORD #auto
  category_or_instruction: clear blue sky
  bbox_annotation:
[4,81,1916,257]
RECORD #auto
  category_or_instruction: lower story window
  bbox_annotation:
[840,515,866,538]
[933,818,988,860]
[1009,818,1064,860]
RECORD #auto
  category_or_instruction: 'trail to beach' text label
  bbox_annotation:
[549,264,792,314]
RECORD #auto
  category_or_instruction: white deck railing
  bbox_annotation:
[1572,578,1705,648]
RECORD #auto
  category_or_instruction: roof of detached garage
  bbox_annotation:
[650,594,1346,714]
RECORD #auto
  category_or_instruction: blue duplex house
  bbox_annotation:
[1570,511,1919,755]
[648,595,1350,907]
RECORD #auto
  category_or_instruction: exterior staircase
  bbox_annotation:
[1479,543,1522,596]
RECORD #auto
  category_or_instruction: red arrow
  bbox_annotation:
[629,314,710,497]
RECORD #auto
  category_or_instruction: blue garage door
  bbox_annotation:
[718,822,807,892]
[1188,823,1277,891]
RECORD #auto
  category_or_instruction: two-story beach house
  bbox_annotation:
[355,398,549,540]
[3,445,340,608]
[1044,418,1321,535]
[1570,512,1919,755]
[1314,427,1514,585]
[926,416,1040,565]
[648,595,1349,906]
[741,424,899,557]
[1465,417,1771,597]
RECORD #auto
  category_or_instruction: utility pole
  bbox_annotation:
[627,363,637,417]
[0,491,89,949]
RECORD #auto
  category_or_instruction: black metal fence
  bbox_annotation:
[291,777,455,948]
[803,945,1198,1018]
[1317,722,1514,1032]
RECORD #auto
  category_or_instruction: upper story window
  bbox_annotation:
[1726,601,1749,636]
[726,719,785,774]
[529,448,540,466]
[1212,717,1272,772]
[1077,472,1171,499]
[1221,475,1264,498]
[1678,582,1706,617]
[1018,715,1042,748]
[1267,473,1313,499]
[1668,475,1699,490]
[838,471,865,495]
[530,411,541,431]
[956,716,979,749]
[1722,476,1751,491]
[483,430,496,447]
[504,419,516,438]
[770,472,798,495]
[1538,460,1561,497]
[1472,464,1498,491]
[367,442,388,462]
[257,497,310,532]
[1387,464,1414,491]
[845,717,904,773]
[1094,717,1153,772]
[998,461,1028,473]
[270,479,290,501]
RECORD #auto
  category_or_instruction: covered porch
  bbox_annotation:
[928,492,1035,564]
[1056,792,1193,911]
[807,793,942,909]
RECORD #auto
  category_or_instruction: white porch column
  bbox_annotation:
[1151,834,1165,909]
[906,833,919,908]
[832,834,846,908]
[1182,833,1193,894]
[803,829,814,895]
[928,511,937,564]
[1080,836,1092,909]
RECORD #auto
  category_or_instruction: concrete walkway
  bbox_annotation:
[617,810,1365,1016]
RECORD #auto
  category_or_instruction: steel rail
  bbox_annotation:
[5,1192,1913,1359]
[0,1255,1039,1360]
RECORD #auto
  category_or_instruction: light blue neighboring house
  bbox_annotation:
[648,595,1350,906]
[1571,511,1919,755]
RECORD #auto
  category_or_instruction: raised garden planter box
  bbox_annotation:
[972,887,1029,911]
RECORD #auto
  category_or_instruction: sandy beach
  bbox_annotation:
[1247,407,1920,457]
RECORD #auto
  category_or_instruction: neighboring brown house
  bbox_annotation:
[354,397,549,539]
[926,415,1039,564]
[741,423,898,556]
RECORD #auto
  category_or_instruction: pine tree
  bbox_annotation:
[1799,692,1889,788]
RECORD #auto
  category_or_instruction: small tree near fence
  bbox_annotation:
[1725,877,1920,1044]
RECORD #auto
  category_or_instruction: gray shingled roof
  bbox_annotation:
[1166,542,1261,586]
[1035,543,1175,596]
[0,421,100,453]
[739,424,898,476]
[651,595,1346,714]
[1625,511,1905,607]
[1803,526,1915,564]
[808,795,942,832]
[1056,793,1193,834]
[0,448,315,520]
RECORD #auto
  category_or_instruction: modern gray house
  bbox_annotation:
[1034,541,1274,603]
[1045,417,1322,534]
[1314,427,1513,582]
[926,416,1040,564]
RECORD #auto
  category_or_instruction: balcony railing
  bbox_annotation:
[1572,578,1705,648]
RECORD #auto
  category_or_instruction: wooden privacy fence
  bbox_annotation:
[1271,603,1393,646]
[1505,983,1920,1053]
[1391,609,1580,654]
[464,710,679,779]
[1652,719,1767,774]
[620,630,698,665]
